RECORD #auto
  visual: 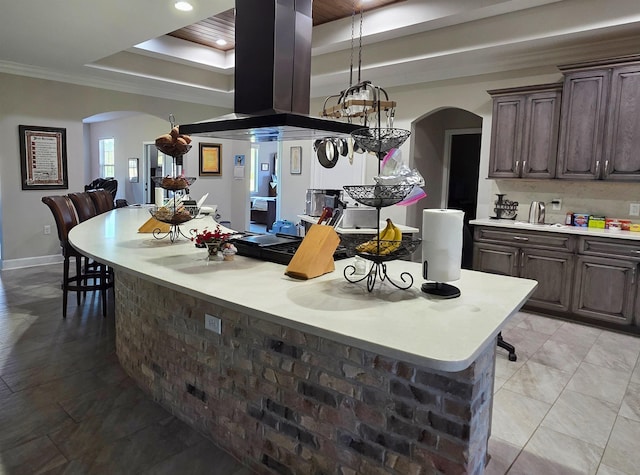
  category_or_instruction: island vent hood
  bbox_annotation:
[179,0,361,142]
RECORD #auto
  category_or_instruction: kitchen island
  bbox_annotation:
[70,207,536,474]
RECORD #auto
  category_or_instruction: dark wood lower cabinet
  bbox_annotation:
[473,226,640,333]
[572,255,636,325]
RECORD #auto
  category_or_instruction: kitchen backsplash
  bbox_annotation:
[491,180,640,224]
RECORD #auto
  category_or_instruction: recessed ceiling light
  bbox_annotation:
[174,1,193,12]
[215,39,228,46]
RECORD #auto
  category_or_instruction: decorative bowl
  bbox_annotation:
[148,205,196,225]
[152,176,196,191]
[351,128,411,154]
[340,235,422,263]
[343,184,414,207]
[155,142,192,157]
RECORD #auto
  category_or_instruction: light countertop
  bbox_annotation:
[69,208,537,372]
[470,218,640,242]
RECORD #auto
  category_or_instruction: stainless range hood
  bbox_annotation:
[179,0,361,142]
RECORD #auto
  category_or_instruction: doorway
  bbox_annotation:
[444,129,481,269]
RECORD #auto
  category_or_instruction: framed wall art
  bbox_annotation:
[199,143,222,176]
[290,146,302,174]
[19,125,68,190]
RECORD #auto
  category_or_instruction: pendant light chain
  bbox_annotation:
[358,8,363,84]
[349,8,355,88]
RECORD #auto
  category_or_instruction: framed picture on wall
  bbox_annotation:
[199,143,222,176]
[19,125,68,190]
[290,146,302,174]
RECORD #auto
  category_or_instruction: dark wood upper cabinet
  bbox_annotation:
[603,63,640,180]
[556,69,611,179]
[488,83,561,179]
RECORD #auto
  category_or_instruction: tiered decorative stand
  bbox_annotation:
[341,128,421,292]
[149,176,198,242]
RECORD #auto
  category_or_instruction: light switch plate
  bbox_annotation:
[630,203,640,216]
[552,199,562,211]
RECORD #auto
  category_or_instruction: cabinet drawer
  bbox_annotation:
[579,237,640,261]
[474,227,575,252]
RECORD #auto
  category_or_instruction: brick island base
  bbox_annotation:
[115,272,496,475]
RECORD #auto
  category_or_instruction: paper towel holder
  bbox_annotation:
[421,261,461,298]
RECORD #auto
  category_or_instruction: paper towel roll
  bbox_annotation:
[422,209,464,282]
[154,188,165,207]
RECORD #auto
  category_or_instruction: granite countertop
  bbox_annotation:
[69,208,536,371]
[470,218,640,242]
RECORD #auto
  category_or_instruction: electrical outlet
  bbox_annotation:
[552,199,562,211]
[44,225,51,235]
[204,314,221,334]
[630,203,640,216]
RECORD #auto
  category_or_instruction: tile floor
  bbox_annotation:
[0,263,639,474]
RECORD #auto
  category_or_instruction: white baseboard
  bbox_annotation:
[1,254,63,270]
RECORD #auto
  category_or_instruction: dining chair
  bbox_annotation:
[42,195,112,318]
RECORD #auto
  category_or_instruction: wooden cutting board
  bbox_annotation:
[285,224,340,279]
[138,217,170,233]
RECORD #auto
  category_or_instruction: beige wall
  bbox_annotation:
[0,73,227,266]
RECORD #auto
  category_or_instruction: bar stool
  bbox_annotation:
[87,189,115,214]
[68,191,97,222]
[42,195,112,318]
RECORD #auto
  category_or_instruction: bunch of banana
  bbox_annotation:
[356,218,402,255]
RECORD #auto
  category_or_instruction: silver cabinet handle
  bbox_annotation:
[632,267,636,285]
[522,160,526,175]
[513,236,529,241]
[596,160,601,178]
[605,160,609,177]
[515,160,520,176]
[634,250,640,254]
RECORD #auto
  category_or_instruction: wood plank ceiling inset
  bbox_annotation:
[167,0,405,52]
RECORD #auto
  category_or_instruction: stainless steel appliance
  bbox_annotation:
[528,201,546,224]
[305,189,342,216]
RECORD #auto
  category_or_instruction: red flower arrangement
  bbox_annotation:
[190,225,232,248]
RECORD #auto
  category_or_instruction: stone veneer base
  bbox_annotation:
[115,272,496,475]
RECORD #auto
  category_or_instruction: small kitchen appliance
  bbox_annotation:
[528,201,546,224]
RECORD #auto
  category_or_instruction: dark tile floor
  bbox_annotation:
[0,264,252,475]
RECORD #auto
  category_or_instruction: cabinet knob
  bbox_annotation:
[513,236,529,241]
[596,160,601,178]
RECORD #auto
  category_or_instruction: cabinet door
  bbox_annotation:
[572,255,636,325]
[472,243,519,276]
[521,248,573,313]
[603,64,640,180]
[557,70,611,179]
[488,96,525,178]
[521,90,561,178]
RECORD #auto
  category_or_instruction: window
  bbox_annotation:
[99,138,115,178]
[249,145,259,193]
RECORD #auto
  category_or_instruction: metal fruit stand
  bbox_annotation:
[323,83,422,291]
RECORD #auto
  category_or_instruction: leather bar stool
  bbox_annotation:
[42,195,112,318]
[68,192,97,222]
[87,189,115,214]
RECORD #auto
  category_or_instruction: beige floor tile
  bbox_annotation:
[632,361,640,384]
[541,390,618,448]
[499,326,551,361]
[597,463,631,475]
[493,376,507,394]
[566,362,631,406]
[619,381,640,423]
[549,321,602,348]
[509,426,602,475]
[503,360,572,404]
[584,333,640,373]
[530,337,592,374]
[516,314,564,335]
[494,353,525,381]
[485,437,521,475]
[601,416,640,474]
[491,388,551,448]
